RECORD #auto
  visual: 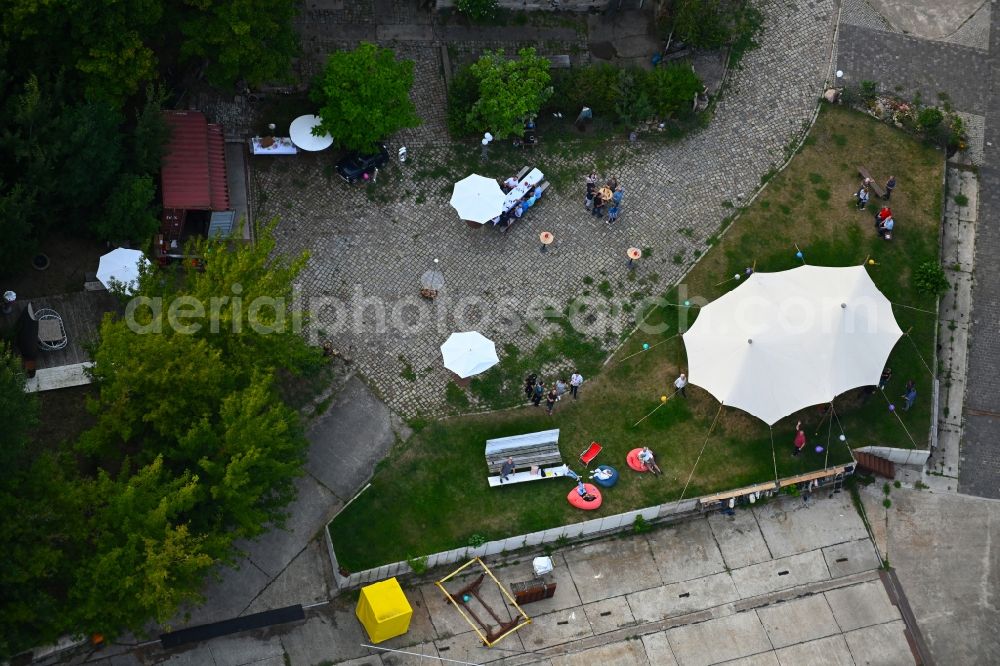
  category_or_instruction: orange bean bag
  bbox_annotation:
[627,448,649,472]
[567,483,603,510]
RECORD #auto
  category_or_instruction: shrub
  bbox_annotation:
[407,554,428,574]
[671,0,731,49]
[917,107,944,132]
[457,0,499,21]
[644,63,702,119]
[914,261,949,296]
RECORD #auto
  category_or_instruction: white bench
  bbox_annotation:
[486,429,566,487]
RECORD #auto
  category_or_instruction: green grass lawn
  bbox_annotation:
[331,106,943,571]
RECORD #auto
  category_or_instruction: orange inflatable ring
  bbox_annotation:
[627,448,649,472]
[567,483,603,510]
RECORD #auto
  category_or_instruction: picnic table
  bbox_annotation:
[503,168,543,212]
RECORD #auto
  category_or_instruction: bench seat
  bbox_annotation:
[488,464,570,487]
[486,428,565,487]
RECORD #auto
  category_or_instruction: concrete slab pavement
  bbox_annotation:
[860,486,1000,665]
[102,494,916,666]
[754,594,839,649]
[843,620,914,665]
[772,634,855,665]
[306,377,404,502]
[664,611,772,666]
[707,509,773,569]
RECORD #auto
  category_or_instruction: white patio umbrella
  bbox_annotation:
[289,114,333,151]
[681,265,903,425]
[449,174,505,223]
[440,331,499,378]
[96,248,150,295]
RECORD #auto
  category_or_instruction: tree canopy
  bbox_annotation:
[0,225,322,657]
[0,0,300,273]
[312,42,421,153]
[465,48,553,139]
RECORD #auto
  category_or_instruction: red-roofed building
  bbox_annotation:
[158,111,246,258]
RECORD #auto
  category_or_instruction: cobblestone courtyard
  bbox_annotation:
[253,0,838,417]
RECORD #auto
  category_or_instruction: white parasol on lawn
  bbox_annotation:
[96,248,150,295]
[449,174,505,224]
[290,114,333,151]
[681,265,902,425]
[440,331,499,378]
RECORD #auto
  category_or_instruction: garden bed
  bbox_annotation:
[330,105,943,572]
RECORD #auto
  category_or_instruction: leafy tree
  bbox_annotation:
[1,0,161,106]
[68,458,218,635]
[55,102,126,214]
[0,350,89,655]
[466,48,552,139]
[179,0,300,88]
[0,348,37,467]
[131,84,171,176]
[95,173,160,243]
[0,183,38,272]
[313,42,421,153]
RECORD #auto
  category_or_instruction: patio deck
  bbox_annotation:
[24,290,120,370]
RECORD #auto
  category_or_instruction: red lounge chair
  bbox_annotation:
[579,441,602,467]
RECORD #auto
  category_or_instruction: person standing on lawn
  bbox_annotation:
[902,381,917,411]
[793,421,806,456]
[545,387,558,415]
[674,372,688,398]
[856,186,870,210]
[532,381,545,407]
[878,367,892,391]
[884,175,896,200]
[570,371,583,399]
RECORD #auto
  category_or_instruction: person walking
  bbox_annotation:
[532,381,545,407]
[674,372,688,398]
[902,381,917,411]
[793,421,806,456]
[884,175,896,200]
[570,371,583,399]
[545,387,558,415]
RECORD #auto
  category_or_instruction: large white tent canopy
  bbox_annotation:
[682,265,903,425]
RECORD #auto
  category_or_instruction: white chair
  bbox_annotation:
[28,303,68,351]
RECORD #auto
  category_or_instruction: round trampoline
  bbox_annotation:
[591,464,619,488]
[627,448,650,472]
[567,483,603,510]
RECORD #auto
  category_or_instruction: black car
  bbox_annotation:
[335,143,390,184]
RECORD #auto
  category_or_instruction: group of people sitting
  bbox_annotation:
[490,177,544,229]
[874,205,895,239]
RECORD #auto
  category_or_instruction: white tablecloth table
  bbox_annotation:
[503,168,544,212]
[250,137,298,155]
